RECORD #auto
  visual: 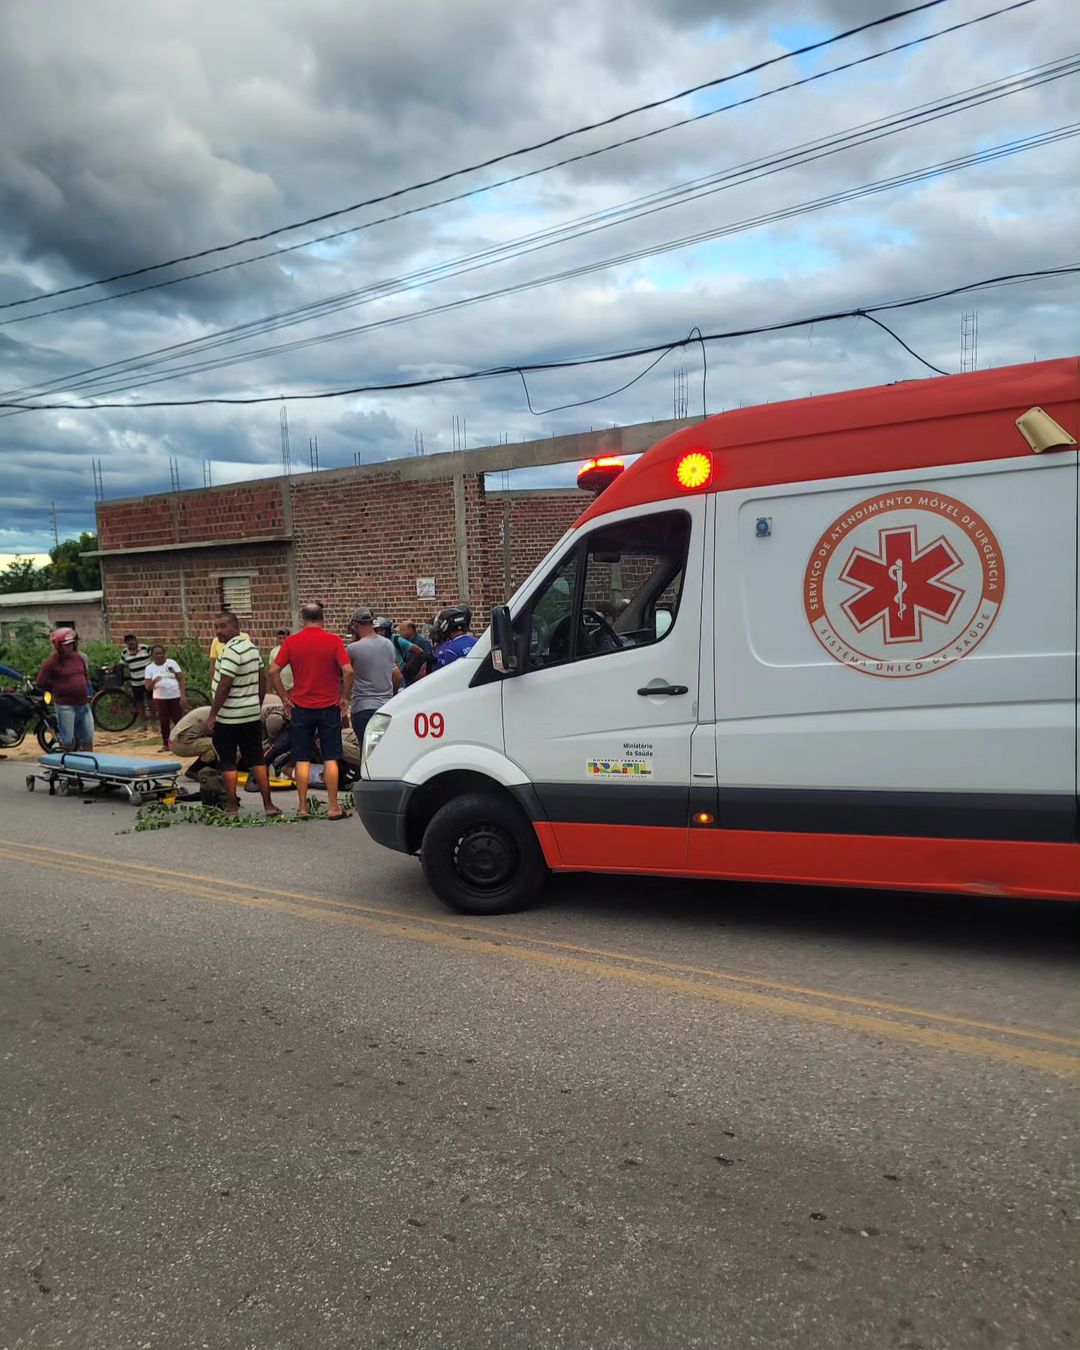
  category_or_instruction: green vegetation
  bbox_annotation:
[0,625,211,689]
[0,533,101,594]
[123,799,338,832]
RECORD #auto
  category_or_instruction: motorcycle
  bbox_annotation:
[0,674,60,753]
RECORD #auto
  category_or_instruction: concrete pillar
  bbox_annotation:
[452,473,470,602]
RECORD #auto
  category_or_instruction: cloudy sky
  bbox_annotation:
[0,0,1077,562]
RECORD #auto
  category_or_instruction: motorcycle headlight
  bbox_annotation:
[362,712,392,763]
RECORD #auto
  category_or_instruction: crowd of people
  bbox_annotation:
[32,602,477,817]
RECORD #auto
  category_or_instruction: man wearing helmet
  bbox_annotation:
[36,628,93,751]
[373,616,427,684]
[432,605,477,669]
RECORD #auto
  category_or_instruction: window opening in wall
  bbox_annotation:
[221,575,253,615]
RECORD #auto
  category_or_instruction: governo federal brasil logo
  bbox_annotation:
[803,489,1005,678]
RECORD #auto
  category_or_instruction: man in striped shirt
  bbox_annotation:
[120,633,151,729]
[205,612,279,817]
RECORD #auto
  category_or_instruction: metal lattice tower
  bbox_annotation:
[91,457,104,500]
[673,365,689,419]
[203,459,213,487]
[960,310,979,372]
[279,404,292,473]
[169,457,181,492]
[309,435,319,471]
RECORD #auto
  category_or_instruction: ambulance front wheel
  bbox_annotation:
[420,791,547,916]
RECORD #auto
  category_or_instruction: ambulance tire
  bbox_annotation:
[421,792,547,915]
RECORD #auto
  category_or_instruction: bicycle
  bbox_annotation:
[91,667,211,732]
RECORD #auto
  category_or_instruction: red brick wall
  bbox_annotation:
[484,491,588,605]
[102,544,292,655]
[99,474,589,643]
[99,482,286,550]
[290,471,467,634]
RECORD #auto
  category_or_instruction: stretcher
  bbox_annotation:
[26,751,183,805]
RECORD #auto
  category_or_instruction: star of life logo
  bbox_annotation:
[803,490,1005,678]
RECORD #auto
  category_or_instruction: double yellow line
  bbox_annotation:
[2,836,1077,1077]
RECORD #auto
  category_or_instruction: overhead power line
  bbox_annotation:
[0,0,961,313]
[1,265,1074,412]
[9,109,1075,411]
[0,0,1034,327]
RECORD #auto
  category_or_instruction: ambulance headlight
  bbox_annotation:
[363,712,392,763]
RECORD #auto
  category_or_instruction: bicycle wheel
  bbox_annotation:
[92,687,137,731]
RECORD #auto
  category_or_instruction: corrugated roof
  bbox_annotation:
[0,589,103,606]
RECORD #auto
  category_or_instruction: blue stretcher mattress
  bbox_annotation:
[39,752,182,776]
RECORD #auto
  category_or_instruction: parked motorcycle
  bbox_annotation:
[0,675,60,753]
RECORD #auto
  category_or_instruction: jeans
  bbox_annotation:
[55,703,94,750]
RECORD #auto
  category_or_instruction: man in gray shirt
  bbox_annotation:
[346,606,401,741]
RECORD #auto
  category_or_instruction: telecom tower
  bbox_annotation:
[279,404,292,473]
[960,311,979,373]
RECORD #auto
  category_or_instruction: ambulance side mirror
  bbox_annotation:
[490,605,520,675]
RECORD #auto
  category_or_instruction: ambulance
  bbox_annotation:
[354,357,1080,914]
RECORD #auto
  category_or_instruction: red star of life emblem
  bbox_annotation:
[839,524,964,644]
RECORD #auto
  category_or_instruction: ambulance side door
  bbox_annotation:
[502,499,708,871]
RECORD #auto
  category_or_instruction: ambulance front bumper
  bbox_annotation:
[353,779,414,854]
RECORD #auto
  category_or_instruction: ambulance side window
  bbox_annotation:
[523,510,690,669]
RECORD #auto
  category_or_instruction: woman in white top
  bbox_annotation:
[144,644,188,751]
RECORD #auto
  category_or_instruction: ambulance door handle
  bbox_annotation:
[637,683,688,696]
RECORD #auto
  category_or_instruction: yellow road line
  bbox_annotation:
[1,843,1077,1078]
[3,836,1078,1050]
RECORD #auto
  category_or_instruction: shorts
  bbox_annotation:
[211,719,264,769]
[54,703,93,749]
[290,703,343,763]
[130,683,146,706]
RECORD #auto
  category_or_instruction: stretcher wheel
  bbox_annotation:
[25,775,35,792]
[56,778,70,797]
[128,787,144,806]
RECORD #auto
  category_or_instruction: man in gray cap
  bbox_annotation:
[346,606,401,743]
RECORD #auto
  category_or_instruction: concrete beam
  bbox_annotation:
[94,418,698,510]
[86,535,292,559]
[326,417,699,485]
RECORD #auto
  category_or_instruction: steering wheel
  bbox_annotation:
[581,608,623,652]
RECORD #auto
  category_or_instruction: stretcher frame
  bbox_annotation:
[26,751,182,805]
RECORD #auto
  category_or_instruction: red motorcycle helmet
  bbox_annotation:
[49,626,77,651]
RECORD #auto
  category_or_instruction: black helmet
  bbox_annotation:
[432,605,472,642]
[373,616,393,635]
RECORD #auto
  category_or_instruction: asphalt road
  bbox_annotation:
[0,762,1077,1349]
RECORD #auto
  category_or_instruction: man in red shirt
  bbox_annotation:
[268,602,354,820]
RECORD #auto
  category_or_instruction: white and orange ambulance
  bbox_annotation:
[354,357,1080,914]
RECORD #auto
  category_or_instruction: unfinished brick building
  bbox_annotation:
[93,419,690,647]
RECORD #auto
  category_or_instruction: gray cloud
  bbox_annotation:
[0,0,1078,554]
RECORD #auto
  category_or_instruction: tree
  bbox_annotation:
[0,556,52,594]
[49,533,101,591]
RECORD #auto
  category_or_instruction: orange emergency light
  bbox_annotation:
[577,455,625,495]
[676,451,713,490]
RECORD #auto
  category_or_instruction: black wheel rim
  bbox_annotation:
[453,823,517,890]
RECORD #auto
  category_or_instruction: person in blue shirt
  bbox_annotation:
[433,606,478,668]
